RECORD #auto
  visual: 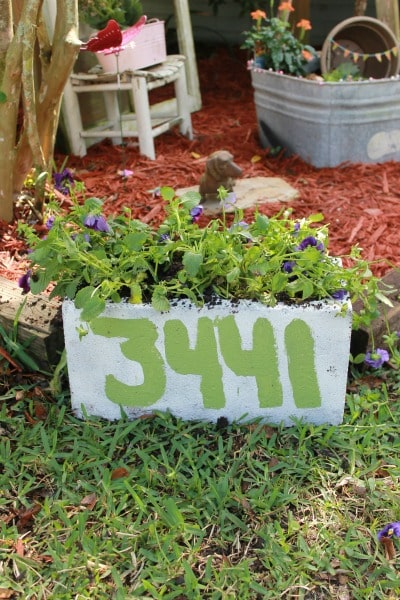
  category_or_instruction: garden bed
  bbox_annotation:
[1,47,400,281]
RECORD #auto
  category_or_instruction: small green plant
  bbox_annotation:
[18,185,385,331]
[242,2,317,76]
[323,62,363,82]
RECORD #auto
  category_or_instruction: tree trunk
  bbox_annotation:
[354,1,367,15]
[375,0,400,39]
[0,0,81,223]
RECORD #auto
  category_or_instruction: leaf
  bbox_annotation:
[183,251,203,277]
[301,279,315,299]
[375,291,393,307]
[151,287,170,312]
[24,411,37,425]
[34,401,48,421]
[0,91,7,103]
[226,267,240,283]
[80,296,106,323]
[83,196,104,212]
[15,538,24,557]
[16,503,41,531]
[254,214,270,232]
[129,282,142,304]
[271,272,287,293]
[124,232,148,251]
[251,154,262,163]
[80,492,98,510]
[381,536,396,560]
[308,213,324,223]
[74,286,96,309]
[30,269,54,294]
[160,186,175,202]
[111,467,129,480]
[180,191,202,210]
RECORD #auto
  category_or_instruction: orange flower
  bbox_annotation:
[297,19,312,31]
[302,49,313,61]
[251,9,267,21]
[278,2,295,12]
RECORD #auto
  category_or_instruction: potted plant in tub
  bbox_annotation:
[244,2,400,167]
[241,3,317,74]
[19,186,382,426]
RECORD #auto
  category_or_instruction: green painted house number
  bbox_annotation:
[90,315,322,410]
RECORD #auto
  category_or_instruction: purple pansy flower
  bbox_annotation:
[332,289,347,301]
[229,220,249,233]
[296,236,324,252]
[53,168,74,195]
[364,348,390,368]
[190,205,203,223]
[283,261,296,274]
[220,192,237,208]
[45,216,55,230]
[377,522,400,540]
[83,214,110,232]
[18,270,31,294]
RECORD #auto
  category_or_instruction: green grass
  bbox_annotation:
[1,372,400,599]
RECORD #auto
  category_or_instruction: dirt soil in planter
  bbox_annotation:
[1,47,400,282]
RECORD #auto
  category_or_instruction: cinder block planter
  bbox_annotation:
[251,68,400,167]
[63,298,352,426]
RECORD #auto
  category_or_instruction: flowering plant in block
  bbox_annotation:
[242,1,317,75]
[18,184,385,335]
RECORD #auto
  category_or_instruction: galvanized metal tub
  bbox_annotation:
[251,67,400,167]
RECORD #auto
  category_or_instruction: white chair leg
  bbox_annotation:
[103,90,122,146]
[131,76,156,160]
[174,65,193,139]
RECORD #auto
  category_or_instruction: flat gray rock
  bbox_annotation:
[177,176,299,214]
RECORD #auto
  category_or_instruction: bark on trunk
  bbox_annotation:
[354,1,367,15]
[0,0,81,223]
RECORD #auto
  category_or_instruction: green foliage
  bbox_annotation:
[1,372,400,597]
[18,186,384,329]
[79,0,143,29]
[323,62,363,82]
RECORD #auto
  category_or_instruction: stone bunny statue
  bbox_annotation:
[199,150,242,201]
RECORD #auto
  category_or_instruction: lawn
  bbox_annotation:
[1,367,400,599]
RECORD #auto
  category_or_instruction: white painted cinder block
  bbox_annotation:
[62,298,352,426]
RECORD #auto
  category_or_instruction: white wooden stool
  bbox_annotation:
[66,55,193,160]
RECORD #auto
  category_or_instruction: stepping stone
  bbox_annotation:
[177,176,299,215]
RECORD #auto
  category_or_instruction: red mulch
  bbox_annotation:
[1,47,400,281]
